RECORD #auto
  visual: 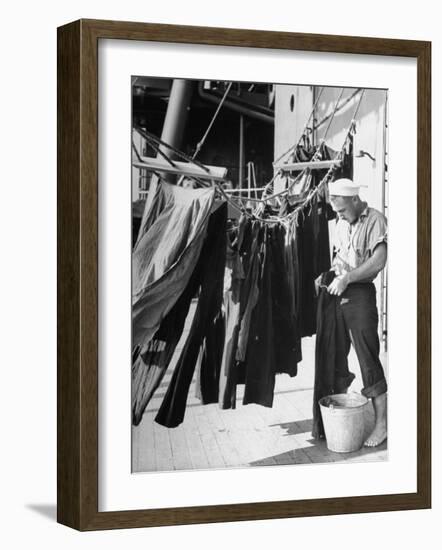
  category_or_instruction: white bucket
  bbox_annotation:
[319,393,368,453]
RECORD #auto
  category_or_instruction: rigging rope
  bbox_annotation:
[253,87,325,212]
[273,86,325,167]
[134,126,211,174]
[194,82,233,159]
[132,88,366,226]
[177,82,233,186]
[320,87,345,144]
[314,88,361,130]
[276,88,366,226]
[254,87,359,218]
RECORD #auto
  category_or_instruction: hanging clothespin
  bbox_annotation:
[350,119,356,134]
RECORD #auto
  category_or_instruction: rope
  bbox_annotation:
[133,128,266,218]
[132,89,365,227]
[132,131,211,189]
[255,87,325,213]
[177,82,233,186]
[255,87,349,218]
[194,82,233,159]
[134,126,211,175]
[319,87,345,145]
[273,86,324,167]
[136,86,327,214]
[314,88,361,130]
[277,88,366,226]
[251,88,322,212]
[134,127,178,169]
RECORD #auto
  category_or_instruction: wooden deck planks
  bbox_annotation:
[132,413,156,472]
[183,401,211,470]
[132,338,388,473]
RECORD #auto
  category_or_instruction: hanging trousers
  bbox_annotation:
[312,271,387,438]
[155,203,227,428]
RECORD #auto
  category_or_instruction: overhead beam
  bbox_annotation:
[273,159,341,172]
[133,156,228,181]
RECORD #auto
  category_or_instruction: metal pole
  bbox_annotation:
[381,91,389,352]
[239,114,244,188]
[143,79,194,213]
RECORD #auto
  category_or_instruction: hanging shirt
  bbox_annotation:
[333,205,387,281]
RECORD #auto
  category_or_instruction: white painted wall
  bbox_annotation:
[274,85,314,159]
[273,85,314,193]
[315,87,387,211]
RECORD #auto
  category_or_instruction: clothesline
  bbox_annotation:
[134,86,327,207]
[224,185,268,193]
[271,87,325,168]
[132,164,333,426]
[133,87,365,226]
[132,129,305,223]
[132,127,279,222]
[314,88,361,130]
[254,87,334,213]
[276,89,366,226]
[177,81,234,186]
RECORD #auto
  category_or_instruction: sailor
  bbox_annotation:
[326,178,388,447]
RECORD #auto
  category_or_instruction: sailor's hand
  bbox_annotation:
[327,274,349,296]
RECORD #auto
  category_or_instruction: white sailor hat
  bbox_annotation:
[328,178,360,197]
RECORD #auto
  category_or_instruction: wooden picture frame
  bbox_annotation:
[57,18,431,531]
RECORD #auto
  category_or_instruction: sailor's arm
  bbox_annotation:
[327,243,387,295]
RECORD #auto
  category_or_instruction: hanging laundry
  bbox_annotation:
[155,202,228,428]
[284,223,300,326]
[295,192,333,337]
[194,310,225,404]
[132,182,215,349]
[242,225,276,407]
[235,221,262,364]
[270,224,302,374]
[131,182,215,425]
[132,247,205,426]
[217,217,248,409]
[284,139,351,337]
[217,220,302,410]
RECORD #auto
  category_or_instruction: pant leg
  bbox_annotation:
[154,203,227,428]
[218,290,240,409]
[312,281,354,439]
[340,283,387,398]
[334,293,355,392]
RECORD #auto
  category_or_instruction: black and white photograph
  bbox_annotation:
[131,78,389,473]
[1,0,437,542]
